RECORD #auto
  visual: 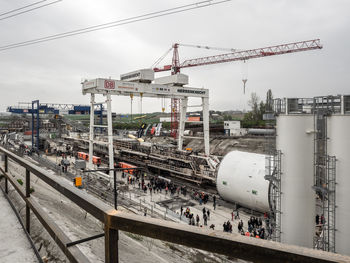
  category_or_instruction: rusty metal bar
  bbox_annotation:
[25,168,30,233]
[66,233,104,248]
[104,225,119,263]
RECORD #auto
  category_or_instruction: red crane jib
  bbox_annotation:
[153,39,322,72]
[152,39,322,138]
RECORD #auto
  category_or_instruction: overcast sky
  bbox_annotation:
[0,0,349,113]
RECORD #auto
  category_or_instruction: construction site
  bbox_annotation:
[1,1,350,263]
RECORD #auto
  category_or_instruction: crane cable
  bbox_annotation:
[241,60,248,94]
[151,47,173,68]
[178,43,240,53]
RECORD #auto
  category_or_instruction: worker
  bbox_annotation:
[203,213,208,226]
[213,195,216,210]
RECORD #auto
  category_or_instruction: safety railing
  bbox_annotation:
[0,146,349,263]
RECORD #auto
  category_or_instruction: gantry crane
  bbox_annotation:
[152,39,323,138]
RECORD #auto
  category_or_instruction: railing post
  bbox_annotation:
[4,154,8,194]
[105,226,119,263]
[25,169,30,233]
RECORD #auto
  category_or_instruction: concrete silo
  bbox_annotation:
[276,114,315,248]
[327,113,350,255]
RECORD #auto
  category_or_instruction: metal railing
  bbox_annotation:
[0,146,349,263]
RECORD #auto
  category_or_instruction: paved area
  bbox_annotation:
[115,171,265,237]
[0,189,38,263]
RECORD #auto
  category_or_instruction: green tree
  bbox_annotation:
[242,92,267,127]
[266,89,273,112]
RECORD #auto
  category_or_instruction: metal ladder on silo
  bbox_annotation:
[265,150,282,242]
[264,98,282,242]
[312,101,336,253]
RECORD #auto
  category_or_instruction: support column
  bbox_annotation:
[25,169,30,233]
[202,97,210,156]
[88,94,95,169]
[105,226,119,263]
[4,154,8,194]
[178,97,188,151]
[106,93,114,179]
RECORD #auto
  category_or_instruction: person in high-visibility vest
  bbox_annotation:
[245,231,250,237]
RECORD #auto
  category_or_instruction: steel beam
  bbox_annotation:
[104,225,119,263]
[88,93,95,169]
[66,233,104,248]
[106,93,114,180]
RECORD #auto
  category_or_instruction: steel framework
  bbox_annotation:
[153,39,322,137]
[312,98,337,252]
[82,77,210,179]
[264,100,282,242]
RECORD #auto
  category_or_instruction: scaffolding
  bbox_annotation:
[312,100,337,253]
[264,97,282,242]
[265,150,282,242]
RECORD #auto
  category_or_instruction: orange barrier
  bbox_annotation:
[119,162,137,175]
[77,152,101,165]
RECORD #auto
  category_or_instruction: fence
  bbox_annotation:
[0,146,348,263]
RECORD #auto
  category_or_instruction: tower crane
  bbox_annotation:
[152,39,322,138]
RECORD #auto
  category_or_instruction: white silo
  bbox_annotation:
[276,114,315,248]
[216,151,269,212]
[327,114,350,255]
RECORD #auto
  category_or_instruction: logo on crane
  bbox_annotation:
[104,80,115,89]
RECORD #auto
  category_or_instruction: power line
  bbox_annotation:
[0,0,47,16]
[0,0,232,52]
[0,0,62,21]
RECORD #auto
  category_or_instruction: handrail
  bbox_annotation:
[1,146,349,263]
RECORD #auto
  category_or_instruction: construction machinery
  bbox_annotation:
[153,39,323,138]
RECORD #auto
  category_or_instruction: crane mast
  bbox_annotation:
[153,39,322,138]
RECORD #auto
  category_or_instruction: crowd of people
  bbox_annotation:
[237,216,266,239]
[121,172,269,240]
[181,206,211,227]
